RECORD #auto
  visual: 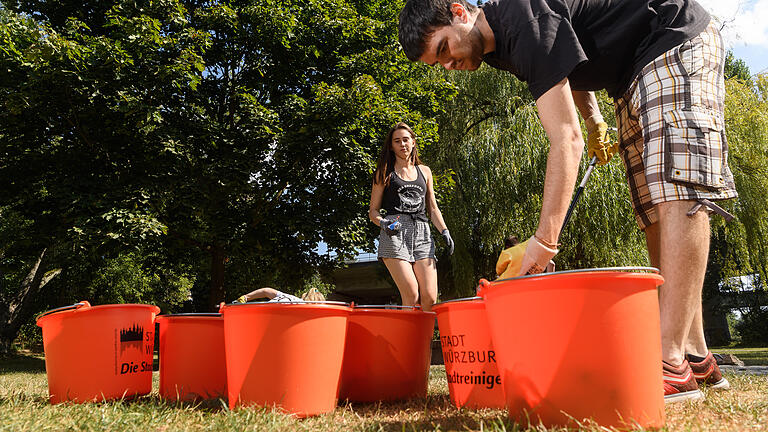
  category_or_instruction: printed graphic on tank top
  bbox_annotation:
[382,166,428,221]
[396,183,424,213]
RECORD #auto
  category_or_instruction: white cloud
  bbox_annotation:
[696,0,768,48]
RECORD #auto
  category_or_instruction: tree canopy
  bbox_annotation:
[428,66,647,297]
[0,0,452,316]
[1,2,767,350]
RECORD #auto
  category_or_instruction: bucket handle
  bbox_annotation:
[36,301,91,320]
[476,278,491,296]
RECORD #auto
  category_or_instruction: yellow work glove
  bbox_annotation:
[496,239,529,280]
[518,236,558,276]
[586,116,619,165]
[235,295,248,304]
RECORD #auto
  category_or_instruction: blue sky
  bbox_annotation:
[683,0,768,74]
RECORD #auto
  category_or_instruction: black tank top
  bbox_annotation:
[382,166,428,221]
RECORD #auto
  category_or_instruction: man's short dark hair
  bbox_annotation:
[398,0,477,61]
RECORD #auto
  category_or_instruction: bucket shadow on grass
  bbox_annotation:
[156,397,228,412]
[340,394,509,431]
[0,352,46,374]
[0,391,159,407]
[52,393,227,411]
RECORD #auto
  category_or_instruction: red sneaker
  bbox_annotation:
[687,352,730,390]
[663,360,704,403]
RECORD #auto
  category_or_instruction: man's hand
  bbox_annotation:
[497,239,529,279]
[235,295,248,304]
[441,229,454,256]
[586,117,618,165]
[380,216,401,236]
[518,236,559,276]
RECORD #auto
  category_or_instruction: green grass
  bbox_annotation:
[711,347,768,366]
[1,352,766,431]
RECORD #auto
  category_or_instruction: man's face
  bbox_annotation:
[418,8,484,70]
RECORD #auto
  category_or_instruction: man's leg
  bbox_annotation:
[686,298,731,388]
[686,305,709,357]
[644,222,660,268]
[618,19,736,400]
[382,258,419,306]
[655,200,710,366]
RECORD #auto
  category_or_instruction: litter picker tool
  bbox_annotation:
[526,155,597,276]
[558,126,618,238]
[558,155,598,239]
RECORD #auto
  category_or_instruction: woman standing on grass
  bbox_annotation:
[368,122,453,311]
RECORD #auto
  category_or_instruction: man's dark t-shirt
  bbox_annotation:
[481,0,710,100]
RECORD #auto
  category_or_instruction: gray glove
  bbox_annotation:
[441,229,454,256]
[380,216,401,236]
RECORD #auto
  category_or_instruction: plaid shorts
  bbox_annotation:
[377,214,435,262]
[615,20,738,230]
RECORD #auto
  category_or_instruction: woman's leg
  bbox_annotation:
[413,258,438,311]
[382,258,419,306]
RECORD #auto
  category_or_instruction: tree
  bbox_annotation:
[429,66,647,298]
[0,2,206,351]
[724,50,752,83]
[431,61,768,308]
[698,68,768,344]
[0,0,453,352]
[0,206,62,353]
[720,74,768,284]
[156,0,452,309]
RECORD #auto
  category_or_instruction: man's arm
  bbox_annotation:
[571,90,601,123]
[572,90,617,165]
[534,78,584,246]
[488,78,584,276]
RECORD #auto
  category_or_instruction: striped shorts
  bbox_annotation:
[377,214,436,262]
[615,20,738,230]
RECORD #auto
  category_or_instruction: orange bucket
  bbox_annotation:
[432,297,505,409]
[156,313,226,401]
[339,305,435,402]
[36,301,160,403]
[220,301,351,416]
[480,268,665,429]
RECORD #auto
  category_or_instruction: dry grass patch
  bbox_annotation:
[664,374,768,432]
[2,353,767,431]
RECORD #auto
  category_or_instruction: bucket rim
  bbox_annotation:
[493,266,660,283]
[350,305,437,316]
[224,300,350,307]
[36,302,160,324]
[156,313,222,318]
[432,296,482,307]
[352,304,422,310]
[35,302,89,321]
[219,301,353,314]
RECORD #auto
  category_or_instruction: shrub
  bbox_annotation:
[734,306,768,345]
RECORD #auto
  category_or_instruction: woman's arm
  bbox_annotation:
[369,180,386,227]
[422,165,448,232]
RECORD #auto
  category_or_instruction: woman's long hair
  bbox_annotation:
[373,122,421,186]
